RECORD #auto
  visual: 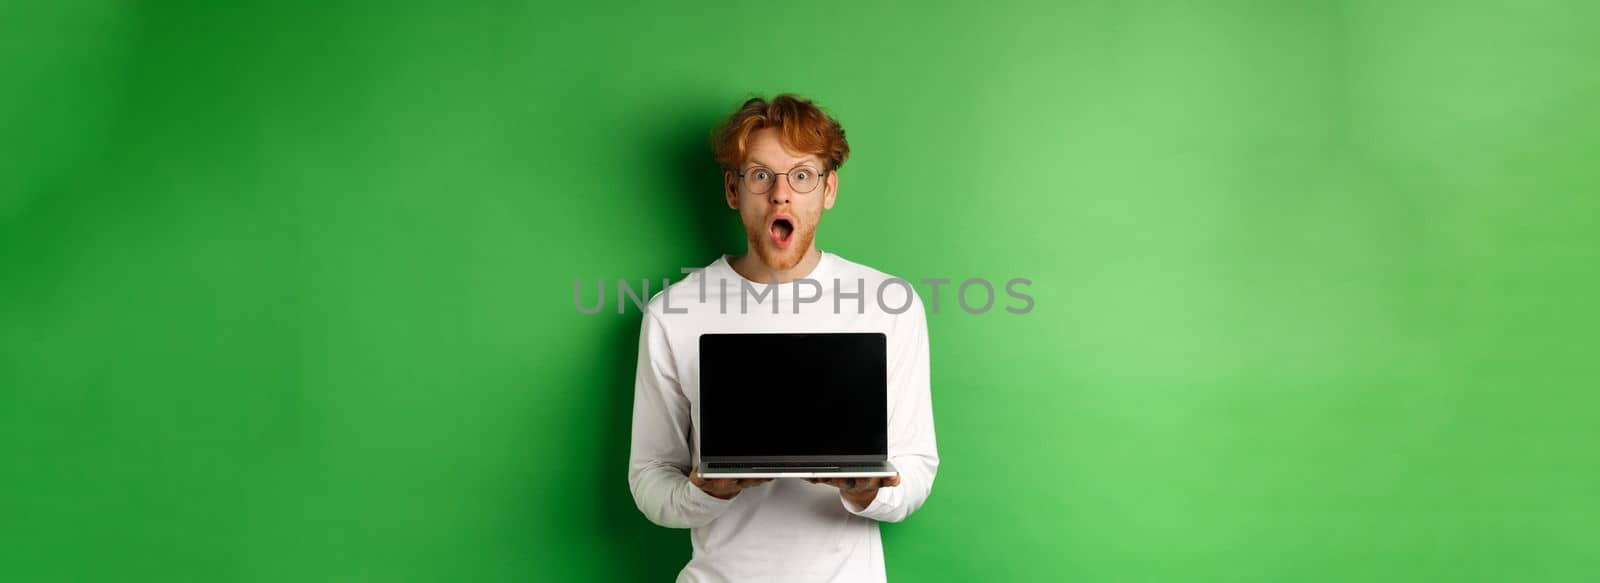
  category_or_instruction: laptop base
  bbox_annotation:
[698,461,897,479]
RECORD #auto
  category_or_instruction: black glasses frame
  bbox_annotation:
[735,165,830,195]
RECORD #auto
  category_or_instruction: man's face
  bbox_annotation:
[723,127,838,271]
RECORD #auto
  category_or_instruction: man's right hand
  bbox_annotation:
[688,468,772,500]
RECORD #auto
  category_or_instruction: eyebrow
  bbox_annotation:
[747,159,823,170]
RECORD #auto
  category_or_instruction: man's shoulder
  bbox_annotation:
[824,253,926,313]
[642,255,725,317]
[825,253,899,285]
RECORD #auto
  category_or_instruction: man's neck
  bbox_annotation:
[729,246,824,284]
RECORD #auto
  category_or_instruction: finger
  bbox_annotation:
[688,469,704,485]
[842,477,883,492]
[885,474,901,487]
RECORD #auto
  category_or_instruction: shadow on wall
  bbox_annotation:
[595,97,744,580]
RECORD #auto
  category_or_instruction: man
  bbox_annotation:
[628,94,939,582]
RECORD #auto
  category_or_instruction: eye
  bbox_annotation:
[752,169,773,181]
[793,169,812,181]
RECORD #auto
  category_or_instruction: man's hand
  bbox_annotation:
[806,474,901,509]
[688,468,773,500]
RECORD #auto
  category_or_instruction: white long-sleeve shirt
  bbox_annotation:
[628,251,940,582]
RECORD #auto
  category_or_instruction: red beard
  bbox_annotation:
[748,224,814,271]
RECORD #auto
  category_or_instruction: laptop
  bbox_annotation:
[696,332,898,479]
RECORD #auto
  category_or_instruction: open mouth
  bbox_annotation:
[769,217,795,249]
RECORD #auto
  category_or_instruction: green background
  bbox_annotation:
[4,1,1597,580]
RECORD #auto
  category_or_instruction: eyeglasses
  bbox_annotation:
[736,165,828,195]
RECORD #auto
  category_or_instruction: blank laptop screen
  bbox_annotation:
[699,333,887,458]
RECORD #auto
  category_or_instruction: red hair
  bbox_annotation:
[712,94,850,172]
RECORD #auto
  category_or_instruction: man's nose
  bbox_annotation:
[767,179,793,205]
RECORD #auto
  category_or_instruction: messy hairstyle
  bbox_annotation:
[712,94,850,172]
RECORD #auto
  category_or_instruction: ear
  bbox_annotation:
[822,169,839,210]
[723,170,739,210]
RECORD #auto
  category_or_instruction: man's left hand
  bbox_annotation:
[805,474,901,509]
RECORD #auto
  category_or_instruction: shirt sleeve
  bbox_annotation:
[843,294,940,522]
[628,309,734,528]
